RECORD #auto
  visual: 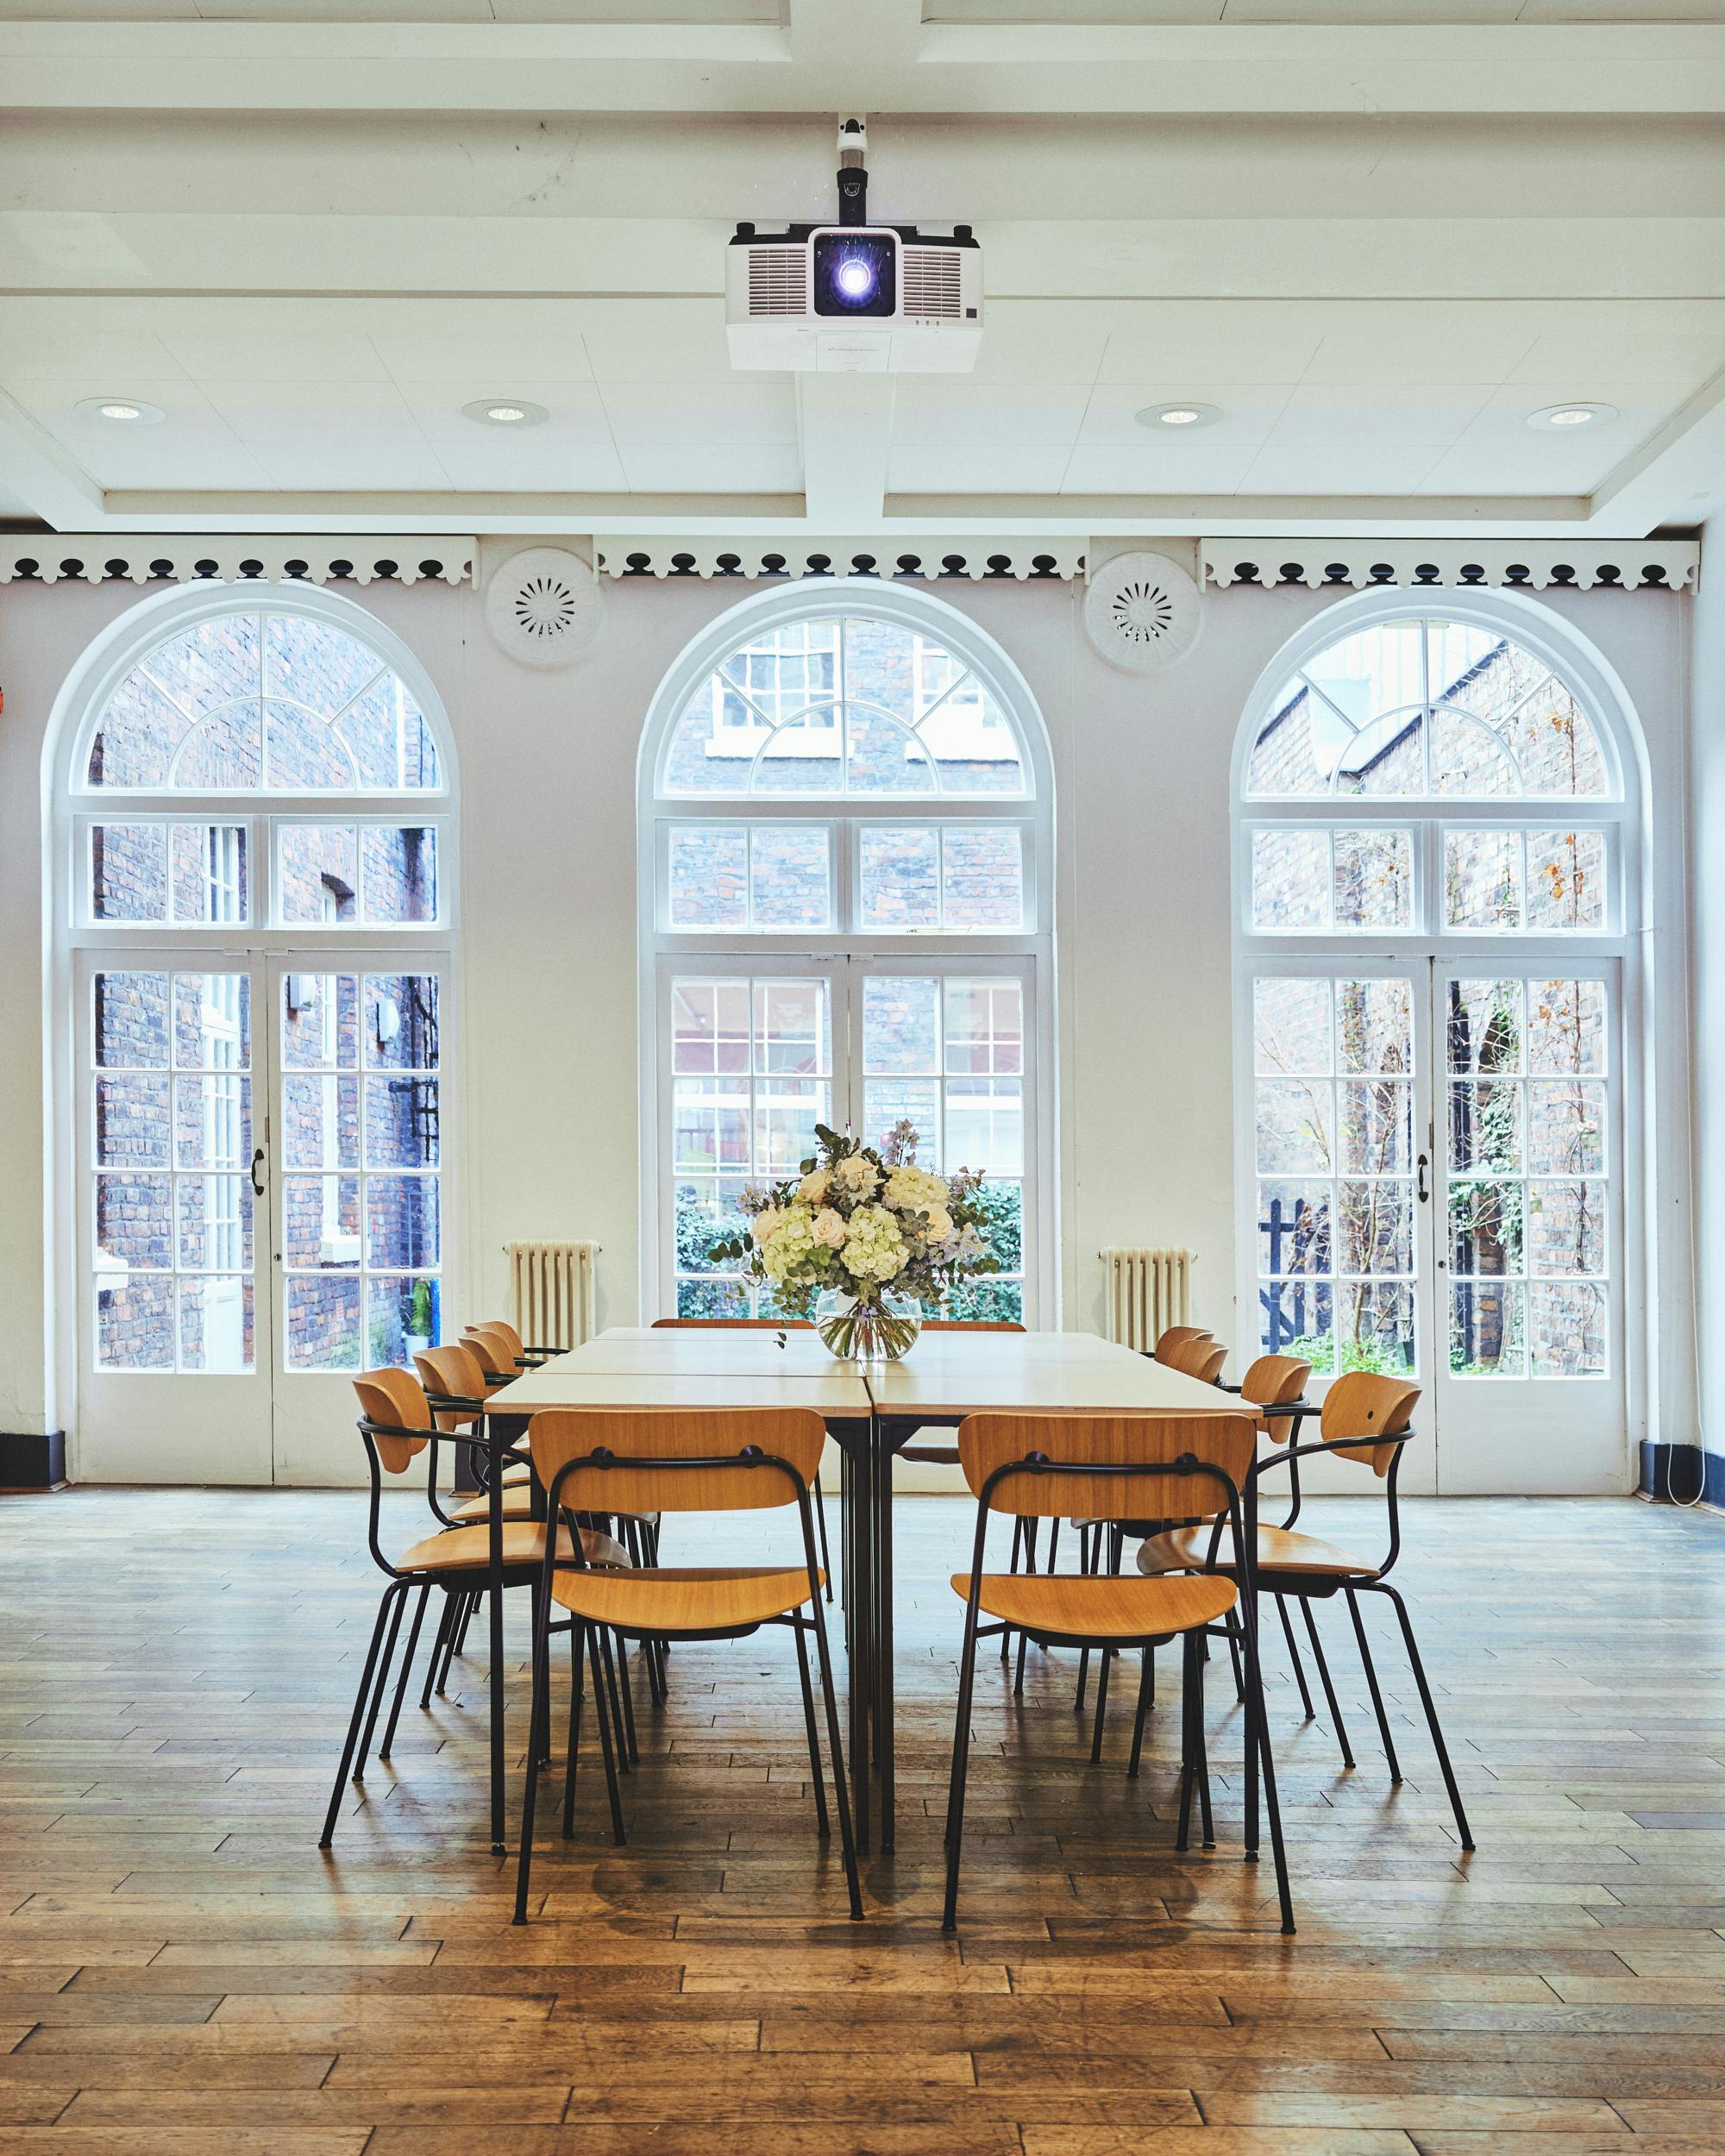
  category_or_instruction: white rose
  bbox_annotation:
[797,1168,831,1205]
[750,1205,785,1247]
[811,1206,848,1249]
[921,1207,954,1246]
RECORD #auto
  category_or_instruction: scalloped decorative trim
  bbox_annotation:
[1201,540,1697,592]
[0,538,475,586]
[593,538,1086,580]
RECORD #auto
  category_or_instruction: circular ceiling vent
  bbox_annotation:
[483,546,605,669]
[1083,549,1203,674]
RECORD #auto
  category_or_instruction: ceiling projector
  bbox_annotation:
[726,121,982,374]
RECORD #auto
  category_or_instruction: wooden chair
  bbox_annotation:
[466,1316,556,1367]
[942,1409,1292,1934]
[1138,1371,1474,1849]
[651,1318,834,1598]
[512,1407,862,1925]
[319,1367,626,1849]
[1152,1325,1214,1365]
[1164,1335,1228,1383]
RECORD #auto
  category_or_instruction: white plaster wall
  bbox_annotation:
[0,564,1696,1484]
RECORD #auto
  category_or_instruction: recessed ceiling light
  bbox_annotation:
[462,398,549,428]
[1527,402,1617,432]
[77,397,165,424]
[1134,402,1221,430]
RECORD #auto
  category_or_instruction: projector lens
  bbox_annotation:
[812,230,895,318]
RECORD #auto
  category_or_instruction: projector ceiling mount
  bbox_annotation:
[725,118,982,374]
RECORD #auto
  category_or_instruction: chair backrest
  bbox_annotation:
[413,1342,487,1430]
[956,1410,1256,1522]
[472,1317,524,1357]
[1166,1336,1227,1383]
[462,1330,515,1381]
[353,1367,434,1476]
[526,1407,827,1517]
[1239,1352,1312,1446]
[1320,1370,1421,1477]
[1153,1325,1213,1365]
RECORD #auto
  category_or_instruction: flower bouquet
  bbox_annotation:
[710,1120,1000,1360]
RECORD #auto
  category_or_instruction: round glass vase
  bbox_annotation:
[813,1288,922,1363]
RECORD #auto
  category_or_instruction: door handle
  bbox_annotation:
[1416,1151,1429,1203]
[251,1146,267,1197]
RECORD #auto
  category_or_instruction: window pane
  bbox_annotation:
[281,971,359,1070]
[368,1274,441,1367]
[1448,1180,1523,1278]
[1445,829,1523,930]
[1451,1279,1525,1376]
[1339,1080,1410,1174]
[1529,1280,1607,1376]
[1251,828,1329,931]
[1337,1178,1414,1275]
[1527,1180,1605,1277]
[366,1175,439,1272]
[283,1175,361,1269]
[364,1074,439,1168]
[1446,979,1523,1075]
[1254,976,1331,1075]
[946,977,1023,1075]
[361,827,438,924]
[172,973,249,1073]
[1448,1080,1522,1172]
[755,979,830,1075]
[282,1073,359,1169]
[1256,1081,1333,1174]
[286,1275,362,1370]
[943,827,1023,929]
[1335,978,1412,1075]
[1525,829,1606,931]
[1339,1279,1415,1376]
[1257,1181,1330,1275]
[279,825,358,924]
[673,979,751,1076]
[364,975,439,1071]
[863,975,939,1075]
[97,1275,174,1370]
[861,827,940,930]
[95,1172,172,1271]
[95,1074,170,1168]
[173,1073,252,1170]
[171,824,248,924]
[91,824,167,921]
[750,824,831,929]
[1527,1080,1605,1175]
[1333,829,1411,930]
[177,1173,254,1274]
[178,1276,253,1373]
[668,827,747,931]
[1527,979,1606,1075]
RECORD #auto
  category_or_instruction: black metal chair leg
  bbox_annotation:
[513,1573,557,1924]
[1001,1518,1024,1662]
[599,1628,636,1770]
[813,1472,834,1604]
[453,1589,476,1658]
[1075,1524,1101,1710]
[941,1608,983,1932]
[806,1582,863,1920]
[1127,1646,1153,1779]
[1230,1607,1259,1858]
[1239,1595,1295,1934]
[1346,1586,1403,1783]
[319,1588,398,1848]
[1194,1650,1214,1849]
[435,1590,464,1695]
[562,1619,586,1840]
[1089,1646,1112,1763]
[1371,1582,1474,1850]
[1175,1631,1197,1852]
[794,1621,831,1839]
[354,1582,408,1781]
[1276,1592,1316,1719]
[379,1583,430,1760]
[1224,1614,1245,1704]
[587,1625,627,1845]
[420,1592,455,1709]
[1302,1598,1356,1769]
[1013,1626,1030,1698]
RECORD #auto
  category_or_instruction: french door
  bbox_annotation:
[659,953,1039,1324]
[1248,956,1625,1494]
[77,950,448,1485]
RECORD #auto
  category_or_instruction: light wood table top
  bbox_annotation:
[864,1331,1238,1420]
[550,1329,844,1376]
[481,1353,872,1419]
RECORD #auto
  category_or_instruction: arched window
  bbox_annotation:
[59,587,455,1482]
[642,590,1052,1324]
[1235,597,1640,1493]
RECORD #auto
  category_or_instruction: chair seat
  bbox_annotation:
[396,1520,628,1575]
[950,1570,1237,1641]
[447,1486,538,1524]
[552,1564,820,1634]
[1138,1522,1377,1580]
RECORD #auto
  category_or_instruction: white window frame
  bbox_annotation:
[48,581,460,1434]
[639,584,1057,1326]
[1230,587,1646,1422]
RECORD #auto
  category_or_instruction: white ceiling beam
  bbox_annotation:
[0,389,104,530]
[799,374,895,532]
[0,22,1721,115]
[1586,366,1725,531]
[90,491,806,533]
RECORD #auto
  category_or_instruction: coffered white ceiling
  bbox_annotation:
[0,0,1722,540]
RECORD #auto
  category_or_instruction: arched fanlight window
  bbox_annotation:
[643,589,1052,1326]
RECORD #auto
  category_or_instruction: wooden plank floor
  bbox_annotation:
[2,1485,1723,2155]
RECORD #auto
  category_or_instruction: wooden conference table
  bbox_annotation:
[484,1326,1233,1854]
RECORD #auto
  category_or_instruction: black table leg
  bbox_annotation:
[486,1436,506,1853]
[876,1416,896,1852]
